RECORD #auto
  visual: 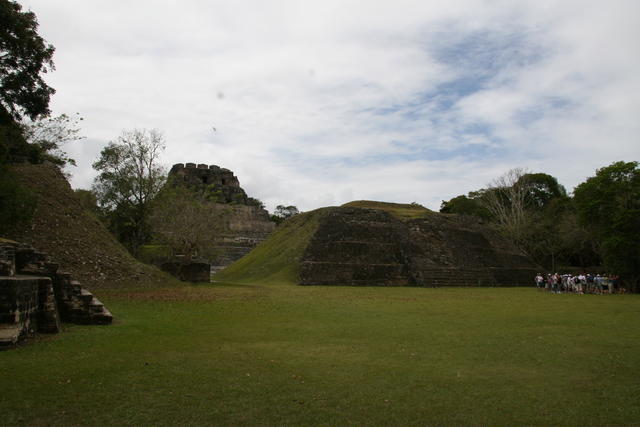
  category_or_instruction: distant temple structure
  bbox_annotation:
[168,163,249,204]
[167,163,275,273]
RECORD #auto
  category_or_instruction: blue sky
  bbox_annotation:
[21,0,640,212]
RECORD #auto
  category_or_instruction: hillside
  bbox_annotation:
[213,208,323,285]
[342,200,433,220]
[216,200,540,287]
[6,163,174,289]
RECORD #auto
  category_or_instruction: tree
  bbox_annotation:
[440,194,492,220]
[92,129,166,253]
[519,197,575,272]
[478,168,532,245]
[150,186,228,261]
[271,204,299,224]
[0,167,36,234]
[573,161,640,291]
[516,173,567,209]
[0,0,55,121]
[556,204,600,269]
[74,188,101,217]
[0,1,68,235]
[20,112,84,167]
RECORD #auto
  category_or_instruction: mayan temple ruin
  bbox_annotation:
[0,240,113,349]
[168,163,276,273]
[298,203,541,287]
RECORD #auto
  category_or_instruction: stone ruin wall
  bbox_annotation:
[0,241,112,349]
[168,163,276,274]
[169,163,247,204]
[299,207,540,287]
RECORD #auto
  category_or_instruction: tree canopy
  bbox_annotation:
[439,168,594,273]
[92,129,166,253]
[0,1,55,233]
[150,185,228,262]
[517,173,567,209]
[271,205,300,224]
[0,0,55,121]
[20,112,84,167]
[440,194,492,220]
[573,161,640,291]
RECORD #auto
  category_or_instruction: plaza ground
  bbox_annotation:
[2,283,639,426]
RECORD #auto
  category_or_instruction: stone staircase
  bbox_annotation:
[411,266,498,287]
[0,240,112,349]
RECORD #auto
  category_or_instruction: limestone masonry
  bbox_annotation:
[169,163,249,204]
[168,163,275,273]
[0,240,112,349]
[299,205,540,286]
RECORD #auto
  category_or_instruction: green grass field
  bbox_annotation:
[2,282,640,426]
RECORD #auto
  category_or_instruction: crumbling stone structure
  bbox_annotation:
[169,163,250,204]
[299,206,540,286]
[167,163,275,274]
[0,240,112,349]
[160,260,211,282]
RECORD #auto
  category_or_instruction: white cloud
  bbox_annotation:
[19,0,640,211]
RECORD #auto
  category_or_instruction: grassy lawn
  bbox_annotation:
[2,283,640,426]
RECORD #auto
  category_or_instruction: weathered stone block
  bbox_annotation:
[1,241,113,350]
[161,261,211,283]
[167,162,276,271]
[299,206,540,287]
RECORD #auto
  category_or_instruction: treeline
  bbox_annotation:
[1,1,636,290]
[0,1,74,234]
[440,164,640,291]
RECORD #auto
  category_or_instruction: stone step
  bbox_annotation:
[44,262,59,274]
[421,280,494,286]
[56,272,72,281]
[70,281,82,294]
[79,289,94,303]
[88,298,104,313]
[92,310,113,325]
[0,325,21,348]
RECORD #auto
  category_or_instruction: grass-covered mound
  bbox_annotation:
[213,208,325,285]
[2,285,639,425]
[216,200,539,287]
[342,200,433,221]
[213,201,429,286]
[214,201,434,286]
[6,163,174,289]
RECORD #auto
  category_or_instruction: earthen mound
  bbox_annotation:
[217,201,540,286]
[6,164,172,289]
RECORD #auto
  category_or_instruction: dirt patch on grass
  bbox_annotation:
[112,285,269,302]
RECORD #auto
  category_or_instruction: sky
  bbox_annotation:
[19,0,640,212]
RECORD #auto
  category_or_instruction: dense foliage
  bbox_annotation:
[440,162,638,289]
[0,1,57,233]
[573,161,640,291]
[92,129,166,253]
[20,113,84,167]
[149,184,228,261]
[0,0,55,121]
[270,204,300,224]
[0,166,36,234]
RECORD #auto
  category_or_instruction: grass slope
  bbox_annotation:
[342,200,432,221]
[215,201,433,286]
[7,164,174,289]
[213,208,324,285]
[2,285,639,426]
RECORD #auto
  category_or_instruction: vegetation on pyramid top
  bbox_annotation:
[341,200,433,221]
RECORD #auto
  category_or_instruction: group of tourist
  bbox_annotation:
[535,273,622,294]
